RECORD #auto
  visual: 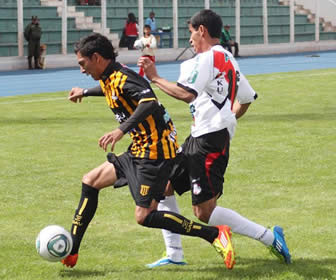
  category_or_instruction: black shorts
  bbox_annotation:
[170,128,230,205]
[107,152,174,208]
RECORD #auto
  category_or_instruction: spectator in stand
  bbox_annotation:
[220,24,240,57]
[124,13,139,50]
[145,11,157,32]
[136,25,157,77]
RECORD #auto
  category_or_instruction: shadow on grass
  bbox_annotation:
[58,257,336,279]
[59,269,106,278]
[187,257,336,280]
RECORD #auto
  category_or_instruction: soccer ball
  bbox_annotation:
[36,225,73,262]
[133,39,144,50]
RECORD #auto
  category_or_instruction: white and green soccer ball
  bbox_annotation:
[36,225,73,262]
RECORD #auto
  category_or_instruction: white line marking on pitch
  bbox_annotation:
[0,96,66,105]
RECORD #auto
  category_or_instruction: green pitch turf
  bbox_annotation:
[0,69,335,280]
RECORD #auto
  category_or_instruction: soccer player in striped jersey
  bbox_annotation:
[61,33,235,269]
[139,9,291,268]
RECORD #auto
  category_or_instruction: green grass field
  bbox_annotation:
[0,68,335,280]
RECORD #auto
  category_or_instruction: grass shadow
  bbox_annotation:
[126,257,336,280]
[59,268,107,278]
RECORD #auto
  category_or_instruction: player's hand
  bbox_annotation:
[98,128,124,152]
[137,57,158,81]
[68,87,84,103]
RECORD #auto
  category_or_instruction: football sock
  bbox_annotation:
[143,210,218,244]
[208,206,274,246]
[70,183,99,255]
[158,195,184,261]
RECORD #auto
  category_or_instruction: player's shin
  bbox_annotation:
[70,183,99,255]
[142,210,218,243]
[158,196,184,261]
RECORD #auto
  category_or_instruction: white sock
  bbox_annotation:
[158,195,184,261]
[208,206,274,246]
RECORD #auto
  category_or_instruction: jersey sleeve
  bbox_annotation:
[236,73,258,104]
[177,52,212,97]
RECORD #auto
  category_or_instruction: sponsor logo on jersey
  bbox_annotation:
[187,69,199,84]
[192,178,202,195]
[115,112,127,123]
[140,184,150,196]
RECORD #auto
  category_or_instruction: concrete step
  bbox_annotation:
[40,0,62,7]
[40,0,121,45]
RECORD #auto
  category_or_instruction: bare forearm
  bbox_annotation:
[233,101,251,119]
[151,77,194,103]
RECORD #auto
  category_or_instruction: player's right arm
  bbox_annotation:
[68,85,103,103]
[137,57,195,103]
[233,73,258,119]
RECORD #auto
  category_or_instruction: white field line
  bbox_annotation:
[0,71,335,105]
[0,96,66,105]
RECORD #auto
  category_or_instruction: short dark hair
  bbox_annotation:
[189,9,222,38]
[74,33,117,61]
[144,24,151,30]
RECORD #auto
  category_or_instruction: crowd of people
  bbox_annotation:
[24,10,241,70]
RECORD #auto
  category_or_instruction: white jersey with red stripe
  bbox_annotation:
[177,45,239,138]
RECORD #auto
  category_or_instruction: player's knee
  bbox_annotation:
[82,173,95,187]
[135,212,147,225]
[134,208,147,225]
[135,206,155,225]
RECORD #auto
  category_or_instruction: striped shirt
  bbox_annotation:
[99,62,178,160]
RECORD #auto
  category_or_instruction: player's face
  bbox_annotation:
[188,24,202,53]
[76,51,101,80]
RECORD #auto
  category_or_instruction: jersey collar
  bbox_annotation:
[100,61,123,81]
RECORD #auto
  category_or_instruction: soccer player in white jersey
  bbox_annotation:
[138,9,291,269]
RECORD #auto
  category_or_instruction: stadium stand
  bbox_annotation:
[0,0,335,57]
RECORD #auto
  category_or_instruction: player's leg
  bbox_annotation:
[137,204,234,269]
[190,129,291,263]
[146,182,185,268]
[147,152,190,268]
[129,157,234,269]
[62,161,118,267]
[152,195,185,266]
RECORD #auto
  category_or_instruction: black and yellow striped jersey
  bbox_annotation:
[99,62,179,160]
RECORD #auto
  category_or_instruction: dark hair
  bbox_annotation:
[144,24,151,30]
[74,33,117,61]
[127,13,137,23]
[189,9,222,38]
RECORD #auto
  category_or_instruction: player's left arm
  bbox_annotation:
[137,57,194,103]
[98,100,157,151]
